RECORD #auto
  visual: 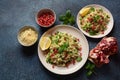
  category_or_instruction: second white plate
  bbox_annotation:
[77,4,114,38]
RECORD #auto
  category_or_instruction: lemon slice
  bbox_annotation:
[80,7,90,17]
[39,37,51,51]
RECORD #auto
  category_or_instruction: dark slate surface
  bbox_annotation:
[0,0,120,80]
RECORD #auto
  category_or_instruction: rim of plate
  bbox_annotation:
[38,25,89,75]
[77,4,114,38]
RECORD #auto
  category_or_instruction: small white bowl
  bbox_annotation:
[35,8,56,27]
[77,4,114,38]
[17,26,38,47]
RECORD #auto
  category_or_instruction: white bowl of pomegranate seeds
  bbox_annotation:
[36,8,56,27]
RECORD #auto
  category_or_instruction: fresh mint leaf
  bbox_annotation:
[90,7,95,12]
[59,10,75,25]
[76,57,82,62]
[85,62,91,69]
[59,15,66,21]
[89,30,97,35]
[63,20,69,24]
[64,42,69,48]
[87,70,93,76]
[85,62,96,77]
[69,16,75,25]
[66,10,72,18]
[58,46,64,53]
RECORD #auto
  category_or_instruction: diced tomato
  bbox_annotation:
[88,18,93,22]
[79,53,82,57]
[52,65,55,68]
[50,53,55,57]
[38,12,54,26]
[53,48,58,53]
[65,53,68,59]
[72,59,75,65]
[76,38,79,41]
[101,31,104,34]
[79,47,82,51]
[91,26,96,30]
[65,62,70,68]
[98,20,103,25]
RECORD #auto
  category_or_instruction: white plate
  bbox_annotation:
[38,25,89,75]
[77,4,114,38]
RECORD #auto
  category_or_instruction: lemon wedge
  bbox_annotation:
[80,7,90,17]
[39,37,51,51]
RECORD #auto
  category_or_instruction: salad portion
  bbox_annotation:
[42,31,82,67]
[79,7,110,35]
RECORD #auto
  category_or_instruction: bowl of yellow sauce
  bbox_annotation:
[17,26,38,46]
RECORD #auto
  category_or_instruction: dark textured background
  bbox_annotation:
[0,0,120,80]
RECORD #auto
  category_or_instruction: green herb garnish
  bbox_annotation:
[59,15,66,21]
[66,10,72,18]
[59,10,75,25]
[58,42,69,53]
[85,62,96,77]
[99,8,103,12]
[76,56,82,62]
[90,7,95,12]
[93,15,100,23]
[89,30,97,35]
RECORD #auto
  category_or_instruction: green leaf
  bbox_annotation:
[54,39,58,44]
[66,10,72,18]
[63,20,69,24]
[58,46,64,53]
[69,16,75,25]
[59,15,66,21]
[59,9,75,26]
[76,57,82,62]
[64,42,69,47]
[99,8,103,12]
[90,7,95,12]
[93,15,100,22]
[87,70,93,76]
[85,62,96,77]
[79,17,82,20]
[85,62,91,69]
[46,55,51,63]
[82,26,87,31]
[106,15,110,18]
[89,30,97,35]
[89,64,95,70]
[58,42,69,53]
